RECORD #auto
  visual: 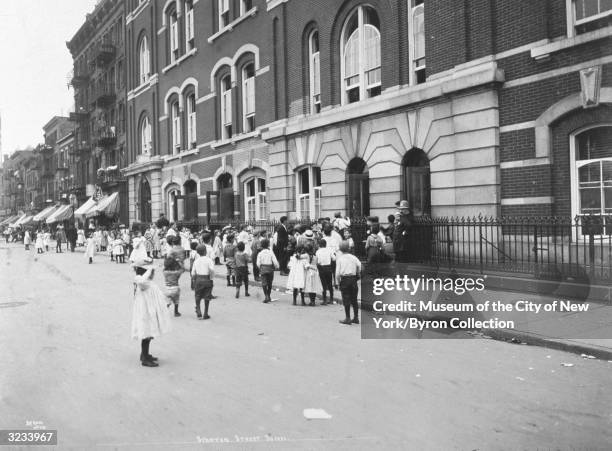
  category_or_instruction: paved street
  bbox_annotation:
[1,242,611,451]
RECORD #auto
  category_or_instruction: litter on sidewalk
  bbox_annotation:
[303,408,332,420]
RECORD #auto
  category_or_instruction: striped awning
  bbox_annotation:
[74,197,98,217]
[46,205,73,224]
[15,215,34,226]
[9,214,27,227]
[86,192,119,218]
[0,215,19,226]
[33,205,59,222]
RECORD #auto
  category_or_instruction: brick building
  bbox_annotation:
[67,0,128,223]
[119,0,611,224]
[42,116,74,205]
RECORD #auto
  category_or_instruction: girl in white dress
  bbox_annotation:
[85,232,96,264]
[130,230,148,262]
[286,245,309,306]
[35,231,44,253]
[43,230,51,252]
[76,228,85,247]
[131,257,172,367]
[302,243,322,306]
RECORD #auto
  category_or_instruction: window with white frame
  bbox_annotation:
[408,0,426,85]
[309,30,321,113]
[571,0,612,35]
[240,0,253,15]
[245,177,267,220]
[170,11,179,62]
[171,101,181,154]
[221,75,233,139]
[187,93,197,149]
[571,126,612,222]
[219,0,230,29]
[138,35,150,85]
[297,166,322,219]
[341,5,381,104]
[242,63,256,133]
[141,116,152,155]
[185,0,195,50]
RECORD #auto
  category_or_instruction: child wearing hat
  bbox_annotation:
[234,241,251,298]
[131,257,172,367]
[223,234,237,287]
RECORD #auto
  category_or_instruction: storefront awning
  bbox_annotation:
[33,205,59,222]
[15,215,34,226]
[86,192,119,218]
[0,215,19,226]
[46,205,73,224]
[9,214,27,227]
[74,197,98,217]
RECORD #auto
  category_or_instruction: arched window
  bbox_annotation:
[171,100,181,154]
[402,148,430,216]
[138,35,150,85]
[297,166,322,219]
[140,178,152,223]
[341,6,381,104]
[245,177,267,221]
[571,126,612,221]
[220,74,233,139]
[309,30,321,113]
[408,0,426,85]
[186,92,197,149]
[346,158,369,217]
[242,63,256,132]
[140,116,152,155]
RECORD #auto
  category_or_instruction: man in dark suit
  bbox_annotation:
[275,216,289,275]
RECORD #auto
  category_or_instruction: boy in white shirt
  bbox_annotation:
[256,238,279,303]
[191,245,215,320]
[335,241,362,325]
[315,239,336,305]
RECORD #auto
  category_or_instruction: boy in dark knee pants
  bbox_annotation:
[192,245,215,320]
[335,241,362,325]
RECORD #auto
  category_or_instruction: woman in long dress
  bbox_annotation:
[131,258,172,367]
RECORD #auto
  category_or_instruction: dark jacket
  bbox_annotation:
[276,224,288,246]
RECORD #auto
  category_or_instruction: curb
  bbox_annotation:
[484,328,612,361]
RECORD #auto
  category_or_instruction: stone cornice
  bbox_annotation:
[122,156,164,177]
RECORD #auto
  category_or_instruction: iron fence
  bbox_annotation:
[177,215,612,283]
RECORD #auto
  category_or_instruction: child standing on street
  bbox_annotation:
[213,230,223,265]
[335,241,362,325]
[85,232,96,264]
[315,239,336,305]
[163,256,184,317]
[256,238,279,303]
[113,236,125,263]
[35,230,44,254]
[234,241,251,298]
[191,245,215,320]
[131,257,172,367]
[223,234,236,287]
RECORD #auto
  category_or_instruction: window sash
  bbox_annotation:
[219,0,230,28]
[172,105,181,151]
[170,17,179,55]
[244,177,266,220]
[221,87,232,126]
[186,7,195,42]
[244,76,255,116]
[188,97,196,147]
[574,0,612,23]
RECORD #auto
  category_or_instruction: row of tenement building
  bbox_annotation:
[2,0,611,226]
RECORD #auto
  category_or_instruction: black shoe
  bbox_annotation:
[174,312,181,317]
[309,301,316,306]
[142,359,159,367]
[140,353,158,362]
[351,318,360,324]
[339,319,352,325]
[245,293,250,297]
[263,299,270,303]
[203,314,211,320]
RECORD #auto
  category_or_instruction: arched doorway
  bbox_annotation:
[140,178,152,223]
[402,148,431,216]
[346,158,369,217]
[183,180,198,222]
[167,186,180,223]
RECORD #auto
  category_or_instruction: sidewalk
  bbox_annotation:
[211,262,612,360]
